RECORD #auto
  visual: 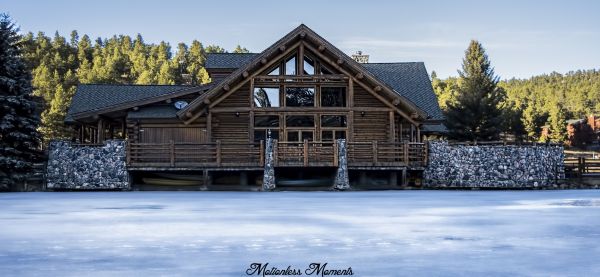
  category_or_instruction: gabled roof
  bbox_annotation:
[178,24,429,123]
[361,63,444,120]
[200,53,444,120]
[67,84,212,121]
[205,53,258,69]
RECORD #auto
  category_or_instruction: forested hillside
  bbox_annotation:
[19,31,249,142]
[432,69,600,141]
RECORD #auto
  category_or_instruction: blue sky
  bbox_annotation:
[5,0,600,79]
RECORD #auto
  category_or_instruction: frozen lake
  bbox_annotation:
[1,190,600,276]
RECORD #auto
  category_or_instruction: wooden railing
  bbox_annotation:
[126,140,428,168]
[347,142,427,167]
[274,140,337,167]
[565,157,600,178]
[127,140,264,168]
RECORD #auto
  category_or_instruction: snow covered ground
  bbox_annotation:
[1,190,600,276]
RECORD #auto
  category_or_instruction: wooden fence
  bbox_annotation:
[347,142,427,167]
[127,140,264,168]
[564,157,600,178]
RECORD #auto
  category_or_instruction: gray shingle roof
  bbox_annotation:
[205,53,258,69]
[361,63,444,120]
[67,84,194,120]
[127,105,178,119]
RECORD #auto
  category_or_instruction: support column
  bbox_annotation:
[97,119,104,143]
[262,138,276,191]
[389,171,398,186]
[333,139,350,190]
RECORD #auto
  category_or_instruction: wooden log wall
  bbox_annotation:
[353,111,389,142]
[212,112,250,143]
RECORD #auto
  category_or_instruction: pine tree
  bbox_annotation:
[548,101,567,142]
[233,45,250,53]
[39,84,73,141]
[445,40,505,141]
[0,14,42,190]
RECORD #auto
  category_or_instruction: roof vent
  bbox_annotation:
[352,51,369,63]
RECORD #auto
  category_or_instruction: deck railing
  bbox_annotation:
[274,140,338,167]
[127,140,264,168]
[347,142,427,167]
[126,140,428,168]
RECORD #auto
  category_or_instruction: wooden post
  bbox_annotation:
[416,126,421,142]
[404,141,409,165]
[372,140,378,165]
[259,140,265,167]
[169,140,175,167]
[333,140,339,167]
[206,111,212,141]
[97,118,104,143]
[273,140,279,166]
[126,141,131,165]
[216,140,221,166]
[303,139,309,166]
[389,171,398,186]
[121,118,126,139]
[348,78,354,107]
[389,111,395,142]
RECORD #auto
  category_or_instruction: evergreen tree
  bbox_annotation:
[0,14,41,190]
[445,40,505,141]
[39,84,73,141]
[547,101,567,142]
[205,44,225,53]
[233,45,250,53]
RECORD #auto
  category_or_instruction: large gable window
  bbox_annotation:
[253,87,280,107]
[285,55,296,75]
[303,56,315,75]
[321,87,346,107]
[285,87,315,107]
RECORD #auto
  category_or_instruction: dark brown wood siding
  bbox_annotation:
[212,112,250,143]
[353,111,389,142]
[353,87,387,108]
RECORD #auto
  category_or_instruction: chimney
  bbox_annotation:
[352,51,369,63]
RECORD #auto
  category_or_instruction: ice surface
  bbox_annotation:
[1,190,600,276]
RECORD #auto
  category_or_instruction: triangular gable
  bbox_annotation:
[177,24,427,125]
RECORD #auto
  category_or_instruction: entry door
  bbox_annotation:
[286,129,314,142]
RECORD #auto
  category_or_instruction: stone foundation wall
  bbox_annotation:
[46,140,129,190]
[424,141,564,188]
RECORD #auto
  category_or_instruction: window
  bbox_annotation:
[268,66,280,76]
[286,115,314,127]
[285,87,315,107]
[287,130,314,142]
[254,116,279,127]
[321,130,346,141]
[253,87,280,108]
[254,129,279,142]
[321,87,346,107]
[303,56,315,75]
[285,55,296,75]
[321,115,347,127]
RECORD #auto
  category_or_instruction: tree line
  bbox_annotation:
[432,42,600,143]
[19,30,249,142]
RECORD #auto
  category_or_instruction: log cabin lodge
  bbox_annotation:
[64,25,446,189]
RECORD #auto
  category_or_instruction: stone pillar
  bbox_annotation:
[333,139,350,190]
[262,138,276,191]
